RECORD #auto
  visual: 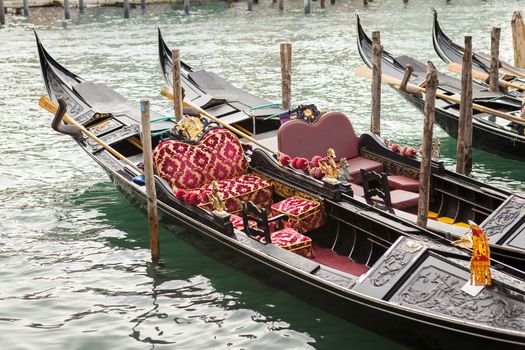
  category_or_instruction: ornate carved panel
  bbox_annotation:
[361,150,419,179]
[482,196,525,238]
[391,260,525,331]
[87,124,140,151]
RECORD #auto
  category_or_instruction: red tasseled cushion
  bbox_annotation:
[152,129,249,190]
[346,156,384,184]
[198,174,274,215]
[387,175,419,192]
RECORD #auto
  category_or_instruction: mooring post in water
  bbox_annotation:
[79,0,84,14]
[489,27,500,93]
[456,36,473,175]
[512,11,525,68]
[184,0,190,15]
[371,31,382,136]
[141,0,146,11]
[280,43,292,110]
[417,61,438,229]
[23,0,29,17]
[123,0,130,18]
[330,0,335,5]
[228,0,233,7]
[278,0,283,11]
[172,49,184,121]
[320,0,325,8]
[140,100,160,262]
[363,0,368,6]
[64,0,70,20]
[248,0,253,12]
[304,0,311,14]
[0,0,5,26]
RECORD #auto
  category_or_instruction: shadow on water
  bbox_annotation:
[68,183,408,349]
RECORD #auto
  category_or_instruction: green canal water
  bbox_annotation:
[1,1,524,349]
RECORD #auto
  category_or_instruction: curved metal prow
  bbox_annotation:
[51,98,82,140]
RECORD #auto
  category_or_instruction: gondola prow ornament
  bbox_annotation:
[469,221,492,286]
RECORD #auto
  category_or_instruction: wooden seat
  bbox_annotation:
[360,170,419,210]
[242,201,314,258]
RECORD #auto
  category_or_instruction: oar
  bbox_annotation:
[355,66,525,126]
[160,87,278,154]
[447,62,525,92]
[38,96,144,174]
[475,52,525,80]
[181,99,278,155]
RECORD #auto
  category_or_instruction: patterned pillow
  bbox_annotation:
[153,129,249,190]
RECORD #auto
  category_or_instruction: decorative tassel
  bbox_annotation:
[469,222,491,286]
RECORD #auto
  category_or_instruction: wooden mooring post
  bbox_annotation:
[141,0,146,10]
[248,0,253,12]
[280,43,292,110]
[512,11,525,68]
[278,0,283,11]
[304,0,311,14]
[456,36,473,175]
[123,0,130,18]
[330,0,335,5]
[64,0,70,20]
[184,0,190,15]
[0,0,5,26]
[23,0,29,17]
[417,61,438,229]
[371,31,382,136]
[140,100,160,262]
[172,49,184,121]
[488,27,500,93]
[79,0,84,14]
[320,0,325,9]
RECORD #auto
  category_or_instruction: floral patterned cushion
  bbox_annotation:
[271,196,324,234]
[153,128,249,190]
[258,227,314,258]
[229,214,257,231]
[198,174,274,215]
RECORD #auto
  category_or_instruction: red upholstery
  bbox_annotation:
[346,156,384,184]
[271,197,324,234]
[198,174,273,215]
[351,183,365,197]
[153,128,248,190]
[229,214,256,231]
[278,112,360,161]
[374,190,419,210]
[388,175,419,192]
[260,227,314,258]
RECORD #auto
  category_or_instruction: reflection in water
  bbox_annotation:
[1,1,524,349]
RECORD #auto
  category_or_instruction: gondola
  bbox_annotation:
[357,15,525,164]
[432,10,525,97]
[355,16,525,268]
[37,35,525,350]
[158,29,283,136]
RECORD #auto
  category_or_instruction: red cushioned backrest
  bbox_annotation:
[153,128,248,190]
[277,112,360,161]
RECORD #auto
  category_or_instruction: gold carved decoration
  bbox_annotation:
[207,181,227,217]
[176,116,205,142]
[318,148,339,182]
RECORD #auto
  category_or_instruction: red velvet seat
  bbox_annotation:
[271,196,324,234]
[277,112,383,182]
[346,157,384,184]
[373,190,419,210]
[153,128,273,214]
[388,175,419,192]
[198,174,273,215]
[229,214,256,231]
